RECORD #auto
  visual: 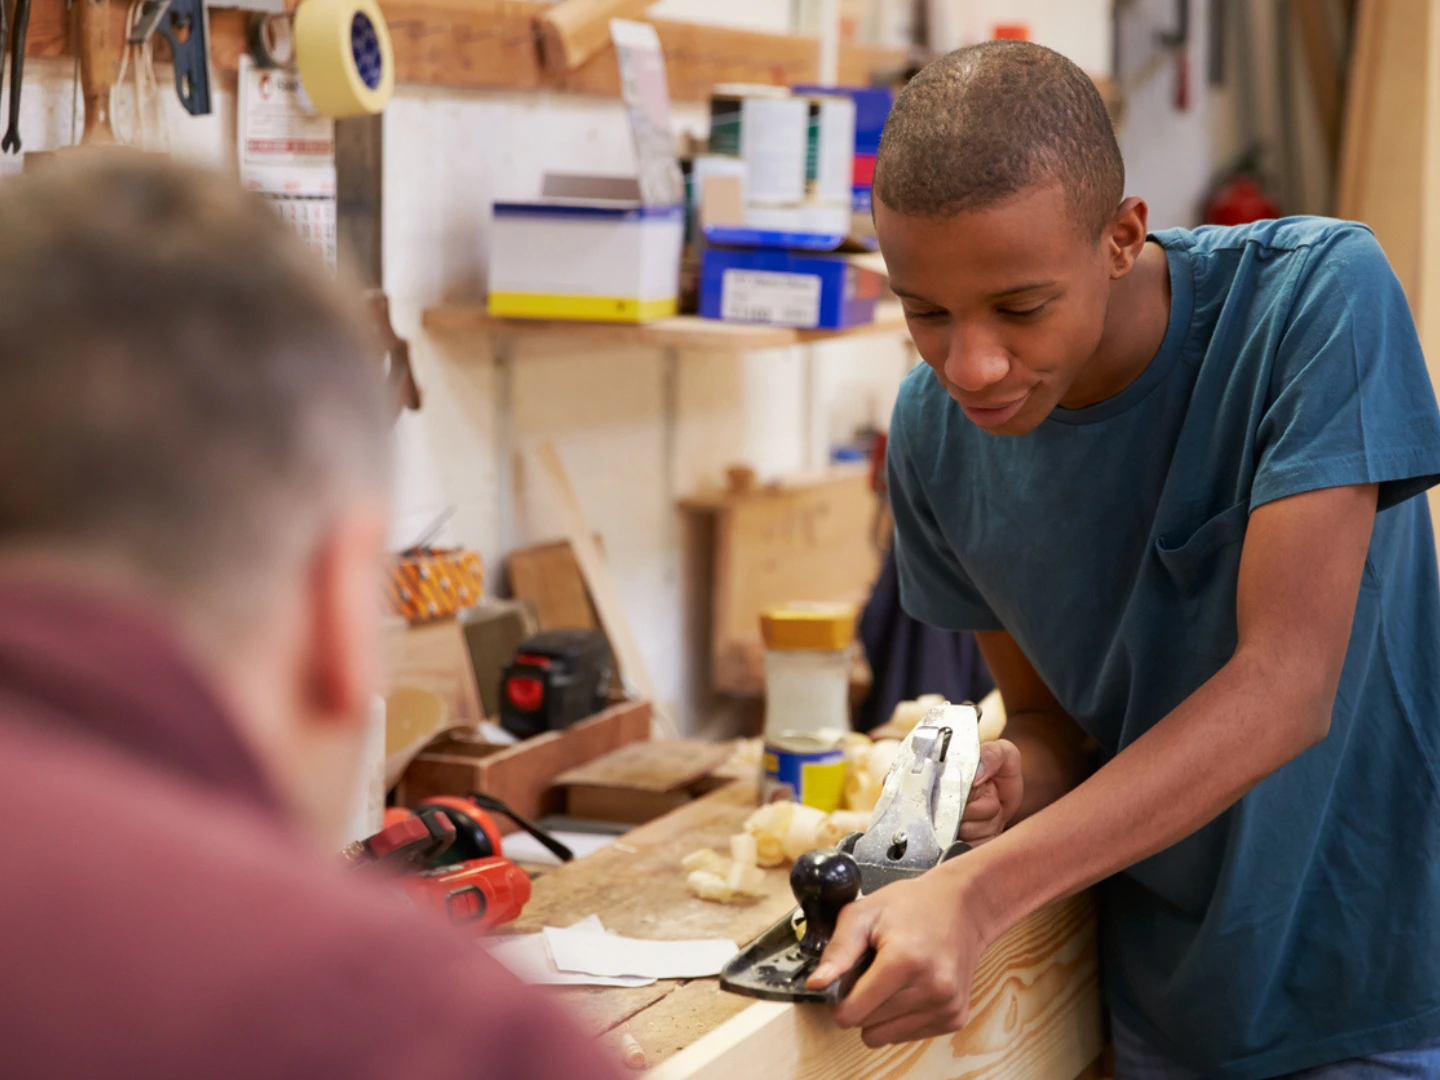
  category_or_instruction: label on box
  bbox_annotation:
[721,269,822,327]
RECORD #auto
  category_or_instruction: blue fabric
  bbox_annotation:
[886,219,1440,1079]
[1113,1013,1440,1080]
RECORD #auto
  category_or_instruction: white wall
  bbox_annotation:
[381,82,913,729]
[4,1,1247,730]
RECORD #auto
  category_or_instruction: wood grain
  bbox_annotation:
[647,892,1100,1080]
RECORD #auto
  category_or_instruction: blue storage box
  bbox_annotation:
[700,247,884,329]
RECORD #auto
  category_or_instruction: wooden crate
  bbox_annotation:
[395,700,652,830]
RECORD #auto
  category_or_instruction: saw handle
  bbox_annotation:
[791,848,862,958]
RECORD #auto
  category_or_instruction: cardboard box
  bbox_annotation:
[489,186,684,323]
[699,246,885,329]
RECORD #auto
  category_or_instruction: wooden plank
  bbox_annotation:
[396,699,652,825]
[17,0,906,96]
[508,540,599,631]
[381,0,908,99]
[555,739,731,792]
[533,441,659,702]
[687,471,880,696]
[1336,0,1429,304]
[422,305,910,352]
[383,617,484,726]
[513,780,794,941]
[647,892,1101,1080]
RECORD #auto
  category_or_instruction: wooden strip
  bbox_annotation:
[533,441,659,702]
[536,0,653,72]
[646,892,1101,1080]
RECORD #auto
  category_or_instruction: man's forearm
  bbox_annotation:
[956,644,1331,946]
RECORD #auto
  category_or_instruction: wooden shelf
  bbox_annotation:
[422,302,909,351]
[23,0,908,98]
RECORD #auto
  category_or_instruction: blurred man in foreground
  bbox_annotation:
[0,154,618,1080]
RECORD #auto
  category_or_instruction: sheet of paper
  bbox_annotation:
[485,916,655,988]
[501,829,617,867]
[543,925,738,980]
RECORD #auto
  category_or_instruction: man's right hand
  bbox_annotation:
[960,739,1024,843]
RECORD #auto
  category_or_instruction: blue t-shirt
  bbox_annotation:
[888,218,1440,1078]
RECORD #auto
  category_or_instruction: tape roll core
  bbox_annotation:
[294,0,394,117]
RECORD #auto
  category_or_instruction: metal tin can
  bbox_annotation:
[761,732,845,811]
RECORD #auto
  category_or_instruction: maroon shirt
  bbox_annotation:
[0,576,622,1079]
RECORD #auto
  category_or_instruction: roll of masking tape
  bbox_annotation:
[294,0,394,117]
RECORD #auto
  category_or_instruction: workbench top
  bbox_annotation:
[509,781,1102,1077]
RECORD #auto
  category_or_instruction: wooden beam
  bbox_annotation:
[647,892,1100,1080]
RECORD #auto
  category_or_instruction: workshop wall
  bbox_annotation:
[0,2,1262,732]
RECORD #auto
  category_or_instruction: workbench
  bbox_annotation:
[510,781,1102,1078]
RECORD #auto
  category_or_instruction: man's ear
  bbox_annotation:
[1108,196,1150,277]
[302,501,390,727]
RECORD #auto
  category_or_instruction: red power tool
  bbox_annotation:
[349,793,572,933]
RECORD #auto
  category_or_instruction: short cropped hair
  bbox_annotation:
[0,152,389,633]
[874,41,1124,237]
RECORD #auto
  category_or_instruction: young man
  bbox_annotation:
[809,41,1440,1078]
[0,154,619,1079]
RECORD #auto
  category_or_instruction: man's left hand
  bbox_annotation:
[805,863,989,1047]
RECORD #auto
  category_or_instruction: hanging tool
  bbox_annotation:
[75,0,115,143]
[128,0,210,115]
[3,0,33,153]
[720,702,981,1003]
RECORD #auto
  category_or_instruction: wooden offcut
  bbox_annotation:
[383,616,485,727]
[556,738,732,823]
[536,0,654,72]
[508,540,599,631]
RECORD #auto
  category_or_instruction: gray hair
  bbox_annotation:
[0,152,390,632]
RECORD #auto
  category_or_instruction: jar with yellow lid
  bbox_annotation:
[759,603,855,811]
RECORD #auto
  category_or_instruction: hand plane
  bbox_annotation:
[719,701,982,1004]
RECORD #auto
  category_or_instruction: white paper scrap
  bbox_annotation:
[543,925,739,980]
[486,916,655,988]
